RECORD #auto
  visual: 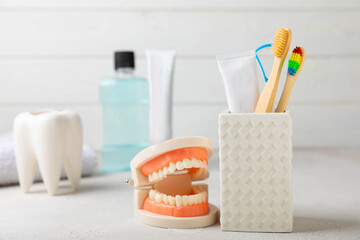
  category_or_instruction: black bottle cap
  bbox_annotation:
[114,51,135,70]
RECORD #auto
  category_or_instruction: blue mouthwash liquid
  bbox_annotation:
[100,51,149,172]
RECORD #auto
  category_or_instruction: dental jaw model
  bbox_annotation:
[129,136,218,228]
[14,110,82,195]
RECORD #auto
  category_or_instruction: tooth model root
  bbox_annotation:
[14,149,37,193]
[14,110,83,196]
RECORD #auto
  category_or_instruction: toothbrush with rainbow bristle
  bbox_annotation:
[275,46,306,112]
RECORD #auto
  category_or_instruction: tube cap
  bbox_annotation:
[115,51,135,69]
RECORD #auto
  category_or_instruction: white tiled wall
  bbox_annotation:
[0,0,359,151]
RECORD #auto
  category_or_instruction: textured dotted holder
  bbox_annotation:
[219,112,293,232]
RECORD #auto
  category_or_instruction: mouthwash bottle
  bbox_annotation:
[100,51,149,172]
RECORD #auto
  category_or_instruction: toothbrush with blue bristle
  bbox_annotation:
[275,46,306,112]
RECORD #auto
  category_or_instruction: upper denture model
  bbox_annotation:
[129,136,219,228]
[14,110,83,195]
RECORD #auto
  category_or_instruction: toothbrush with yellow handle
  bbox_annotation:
[255,28,292,113]
[275,47,305,112]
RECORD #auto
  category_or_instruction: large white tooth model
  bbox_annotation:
[14,110,83,195]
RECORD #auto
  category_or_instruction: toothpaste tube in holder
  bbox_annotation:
[216,50,259,113]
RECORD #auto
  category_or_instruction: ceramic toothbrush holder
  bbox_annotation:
[219,112,293,232]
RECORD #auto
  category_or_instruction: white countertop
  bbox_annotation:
[1,149,360,240]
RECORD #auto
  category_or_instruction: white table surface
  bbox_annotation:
[1,149,360,240]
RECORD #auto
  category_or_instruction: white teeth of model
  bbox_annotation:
[189,195,195,205]
[169,196,175,206]
[193,195,200,204]
[14,110,82,196]
[182,195,189,207]
[169,162,176,173]
[148,187,208,206]
[198,194,202,204]
[155,193,162,203]
[149,189,156,200]
[152,171,158,181]
[198,160,203,168]
[148,158,209,183]
[176,161,184,170]
[175,195,182,207]
[163,195,169,204]
[183,158,192,169]
[158,169,164,179]
[192,158,200,168]
[163,167,168,176]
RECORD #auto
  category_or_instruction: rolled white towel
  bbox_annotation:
[0,133,98,186]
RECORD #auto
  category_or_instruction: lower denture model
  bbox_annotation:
[129,136,218,228]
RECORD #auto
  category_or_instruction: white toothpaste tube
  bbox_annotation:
[146,49,176,144]
[216,50,259,113]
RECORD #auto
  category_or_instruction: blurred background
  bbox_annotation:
[0,0,359,154]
